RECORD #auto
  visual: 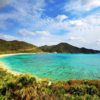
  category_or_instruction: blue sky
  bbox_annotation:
[0,0,100,50]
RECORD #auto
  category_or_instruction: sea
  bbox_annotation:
[0,53,100,81]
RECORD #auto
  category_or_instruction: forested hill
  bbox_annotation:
[39,43,100,54]
[0,39,100,54]
[0,39,43,54]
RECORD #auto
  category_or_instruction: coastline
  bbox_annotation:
[0,53,36,57]
[0,53,52,82]
[0,62,23,76]
[0,53,36,76]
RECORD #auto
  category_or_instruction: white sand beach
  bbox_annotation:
[0,53,35,76]
[0,53,51,83]
[0,53,36,58]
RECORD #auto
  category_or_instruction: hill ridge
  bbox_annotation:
[39,42,100,54]
[0,39,43,54]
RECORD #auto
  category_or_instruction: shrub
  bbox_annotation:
[18,73,36,86]
[0,68,100,100]
[0,93,4,100]
[60,88,66,95]
[70,85,85,96]
[82,80,89,85]
[29,77,36,85]
[96,81,100,90]
[19,88,26,98]
[74,96,84,100]
[0,91,10,100]
[24,73,33,81]
[68,80,73,85]
[92,95,100,100]
[85,94,92,100]
[83,85,90,94]
[64,94,72,100]
[89,86,98,95]
[91,82,97,86]
[7,82,15,90]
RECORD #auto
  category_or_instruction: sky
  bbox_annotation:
[0,0,100,50]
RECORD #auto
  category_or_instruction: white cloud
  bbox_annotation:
[67,37,85,42]
[40,13,100,50]
[10,0,46,14]
[64,0,100,12]
[23,37,34,41]
[38,37,50,40]
[17,29,50,36]
[35,31,50,35]
[55,15,68,22]
[81,0,100,11]
[62,14,100,50]
[0,0,100,50]
[0,0,11,8]
[17,29,36,36]
[81,0,100,6]
[0,0,46,30]
[35,12,100,50]
[69,20,87,26]
[0,33,18,41]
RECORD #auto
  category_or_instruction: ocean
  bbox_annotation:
[0,53,100,81]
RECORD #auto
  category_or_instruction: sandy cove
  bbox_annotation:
[0,53,52,83]
[0,53,36,58]
[0,53,36,76]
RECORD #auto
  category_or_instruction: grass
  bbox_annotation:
[0,68,100,100]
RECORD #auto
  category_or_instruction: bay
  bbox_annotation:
[0,54,100,81]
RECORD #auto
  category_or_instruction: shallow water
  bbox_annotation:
[0,54,100,81]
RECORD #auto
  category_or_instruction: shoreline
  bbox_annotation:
[0,53,52,82]
[0,61,23,76]
[0,53,36,57]
[0,53,38,77]
[0,53,37,75]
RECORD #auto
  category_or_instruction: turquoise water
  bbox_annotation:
[0,54,100,81]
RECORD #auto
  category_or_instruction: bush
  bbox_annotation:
[29,77,36,85]
[64,94,73,100]
[68,80,73,85]
[7,82,15,90]
[74,96,84,100]
[82,80,89,85]
[89,86,98,95]
[92,95,100,100]
[0,68,100,100]
[85,94,92,100]
[19,88,26,99]
[70,85,85,96]
[18,73,36,86]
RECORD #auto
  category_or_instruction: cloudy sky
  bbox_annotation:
[0,0,100,50]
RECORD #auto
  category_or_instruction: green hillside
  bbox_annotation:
[40,43,100,53]
[0,39,43,54]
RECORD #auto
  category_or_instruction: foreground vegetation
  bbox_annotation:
[0,68,100,100]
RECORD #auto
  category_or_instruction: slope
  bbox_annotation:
[39,42,100,53]
[0,39,43,54]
